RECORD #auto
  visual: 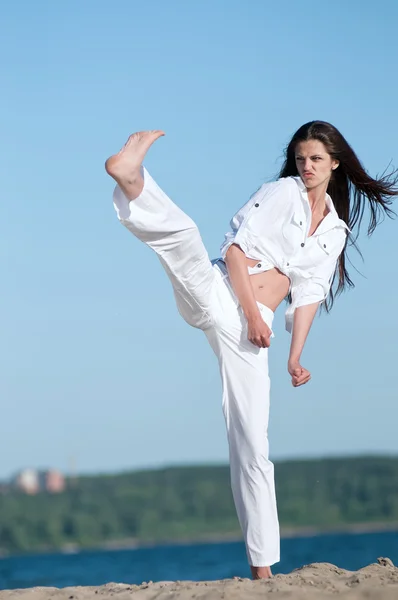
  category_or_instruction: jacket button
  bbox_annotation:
[300,221,302,226]
[257,263,262,268]
[254,203,259,207]
[323,244,327,248]
[301,242,305,247]
[286,262,290,266]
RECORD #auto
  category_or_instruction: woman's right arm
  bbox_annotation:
[224,244,272,348]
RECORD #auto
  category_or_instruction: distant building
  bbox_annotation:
[40,469,65,493]
[12,468,39,494]
[11,468,65,494]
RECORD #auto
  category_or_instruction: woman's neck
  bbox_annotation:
[306,180,329,213]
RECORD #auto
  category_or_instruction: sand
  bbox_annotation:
[1,558,397,599]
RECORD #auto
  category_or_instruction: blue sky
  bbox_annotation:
[1,0,397,479]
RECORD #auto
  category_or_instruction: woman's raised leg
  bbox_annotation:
[105,130,165,200]
[105,131,216,330]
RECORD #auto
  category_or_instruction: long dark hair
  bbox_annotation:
[278,120,398,310]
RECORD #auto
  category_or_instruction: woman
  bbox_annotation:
[105,121,397,579]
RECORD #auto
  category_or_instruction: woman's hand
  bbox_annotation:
[247,315,272,348]
[288,359,311,387]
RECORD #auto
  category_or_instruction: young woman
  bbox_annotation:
[105,121,397,579]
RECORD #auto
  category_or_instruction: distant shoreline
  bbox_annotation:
[93,520,398,553]
[1,520,397,559]
[2,456,398,559]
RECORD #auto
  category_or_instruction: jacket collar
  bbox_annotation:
[292,176,351,234]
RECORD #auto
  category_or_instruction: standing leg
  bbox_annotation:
[105,131,216,330]
[205,281,280,576]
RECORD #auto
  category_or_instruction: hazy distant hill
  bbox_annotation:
[1,456,397,554]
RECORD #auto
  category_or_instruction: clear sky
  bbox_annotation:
[1,0,397,479]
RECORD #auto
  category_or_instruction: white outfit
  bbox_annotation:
[112,167,347,567]
[221,177,349,331]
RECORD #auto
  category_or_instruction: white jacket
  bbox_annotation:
[220,176,350,332]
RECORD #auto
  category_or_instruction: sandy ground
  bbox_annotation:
[0,558,397,599]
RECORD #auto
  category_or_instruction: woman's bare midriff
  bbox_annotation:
[245,257,290,312]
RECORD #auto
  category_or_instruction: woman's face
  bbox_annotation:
[295,139,339,189]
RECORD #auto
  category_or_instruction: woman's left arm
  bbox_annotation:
[287,229,348,387]
[288,302,319,387]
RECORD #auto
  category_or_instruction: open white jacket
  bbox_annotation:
[220,176,349,332]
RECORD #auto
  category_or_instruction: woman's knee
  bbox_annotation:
[230,436,272,468]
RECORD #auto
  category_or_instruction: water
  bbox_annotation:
[0,531,397,590]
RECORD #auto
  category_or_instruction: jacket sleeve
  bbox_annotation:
[220,180,283,259]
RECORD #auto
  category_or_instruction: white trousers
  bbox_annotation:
[113,168,280,567]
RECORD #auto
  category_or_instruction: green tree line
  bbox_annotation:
[1,456,398,554]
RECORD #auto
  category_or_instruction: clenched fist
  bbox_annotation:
[247,315,272,348]
[288,360,311,387]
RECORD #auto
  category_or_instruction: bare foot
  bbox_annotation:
[105,130,165,200]
[250,565,272,580]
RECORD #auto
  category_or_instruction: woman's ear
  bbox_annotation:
[332,161,340,171]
